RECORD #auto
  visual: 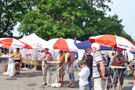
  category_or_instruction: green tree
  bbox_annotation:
[0,0,37,37]
[18,0,112,40]
[18,0,134,43]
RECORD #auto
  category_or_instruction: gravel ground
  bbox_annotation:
[0,68,133,90]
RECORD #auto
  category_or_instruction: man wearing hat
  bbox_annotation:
[40,48,53,86]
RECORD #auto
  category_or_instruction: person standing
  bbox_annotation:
[91,43,107,90]
[66,51,75,88]
[82,48,93,90]
[106,54,111,67]
[129,59,135,90]
[78,60,90,90]
[128,52,135,90]
[57,50,66,84]
[40,48,53,86]
[8,49,15,78]
[112,48,126,90]
[13,48,22,74]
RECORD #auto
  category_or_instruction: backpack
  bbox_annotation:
[97,53,112,77]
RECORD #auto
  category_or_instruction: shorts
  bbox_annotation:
[94,78,106,90]
[69,71,75,80]
[113,69,124,85]
[15,60,21,63]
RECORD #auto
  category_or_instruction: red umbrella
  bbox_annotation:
[89,34,135,50]
[47,38,78,51]
[53,38,69,51]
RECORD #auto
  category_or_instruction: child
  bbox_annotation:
[78,60,90,90]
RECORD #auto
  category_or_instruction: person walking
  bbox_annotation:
[78,60,90,90]
[82,48,93,90]
[40,48,53,86]
[91,43,107,90]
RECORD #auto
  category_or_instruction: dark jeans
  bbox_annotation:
[88,67,93,90]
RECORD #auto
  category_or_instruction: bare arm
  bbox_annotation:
[48,53,53,61]
[129,66,134,72]
[40,54,46,61]
[68,54,75,64]
[61,56,65,63]
[118,61,125,66]
[99,61,107,80]
[99,61,105,77]
[112,60,125,66]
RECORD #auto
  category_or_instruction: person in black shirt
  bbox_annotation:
[106,54,111,67]
[82,48,93,90]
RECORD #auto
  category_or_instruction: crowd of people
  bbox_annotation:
[1,42,135,90]
[39,43,135,90]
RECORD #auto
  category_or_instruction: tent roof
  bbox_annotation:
[20,33,47,48]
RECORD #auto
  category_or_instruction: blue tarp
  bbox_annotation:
[129,50,135,54]
[76,40,115,50]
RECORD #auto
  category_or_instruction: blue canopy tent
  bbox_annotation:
[129,50,135,54]
[76,40,115,50]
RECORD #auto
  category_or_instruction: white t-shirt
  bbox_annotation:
[78,67,90,86]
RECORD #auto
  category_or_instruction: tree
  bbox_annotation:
[0,0,37,37]
[18,0,112,40]
[18,0,134,43]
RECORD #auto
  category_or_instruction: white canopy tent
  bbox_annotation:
[20,33,47,49]
[20,33,47,60]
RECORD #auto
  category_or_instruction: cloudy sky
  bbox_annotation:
[107,0,135,40]
[13,0,135,40]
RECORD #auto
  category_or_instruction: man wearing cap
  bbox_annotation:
[40,48,53,86]
[91,43,107,90]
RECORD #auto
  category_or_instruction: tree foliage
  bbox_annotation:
[0,0,37,37]
[18,0,134,42]
[0,0,134,43]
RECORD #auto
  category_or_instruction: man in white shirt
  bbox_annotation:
[40,48,53,86]
[91,43,107,90]
[78,60,90,90]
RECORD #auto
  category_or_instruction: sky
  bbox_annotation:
[107,0,135,40]
[13,0,135,40]
[12,22,20,37]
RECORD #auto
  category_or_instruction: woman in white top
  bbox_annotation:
[78,60,90,90]
[8,49,15,78]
